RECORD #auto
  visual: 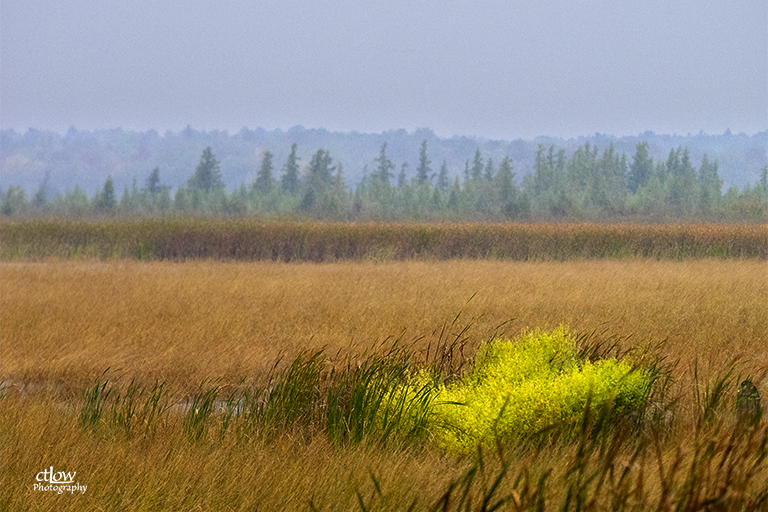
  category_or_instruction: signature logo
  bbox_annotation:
[37,467,76,484]
[33,466,87,495]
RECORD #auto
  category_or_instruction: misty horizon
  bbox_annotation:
[2,1,766,141]
[3,125,767,141]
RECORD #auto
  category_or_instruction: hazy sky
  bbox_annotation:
[1,0,766,139]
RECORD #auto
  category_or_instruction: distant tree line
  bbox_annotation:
[2,140,766,222]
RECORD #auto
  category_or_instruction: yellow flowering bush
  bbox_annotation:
[429,327,650,452]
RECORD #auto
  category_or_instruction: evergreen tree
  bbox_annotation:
[669,147,696,215]
[1,186,27,216]
[484,158,495,181]
[495,156,516,204]
[281,143,301,195]
[127,177,141,212]
[437,160,450,191]
[628,142,653,193]
[254,151,274,194]
[58,186,90,217]
[447,177,461,213]
[173,188,189,211]
[359,165,370,191]
[470,148,484,181]
[429,186,443,212]
[567,143,597,191]
[299,187,316,212]
[119,186,131,212]
[188,147,223,193]
[307,149,335,189]
[143,167,171,211]
[397,162,408,188]
[33,172,50,209]
[334,162,345,189]
[156,185,172,212]
[618,153,628,188]
[654,160,668,185]
[373,142,395,185]
[679,147,696,183]
[302,148,335,212]
[96,176,116,212]
[145,167,162,195]
[531,144,553,198]
[548,148,573,216]
[555,148,567,179]
[697,153,722,215]
[587,142,626,216]
[229,184,250,215]
[663,148,679,184]
[33,185,47,209]
[323,161,348,217]
[758,166,768,219]
[415,139,431,186]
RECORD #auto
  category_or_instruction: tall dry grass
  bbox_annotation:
[3,383,766,511]
[2,260,764,392]
[2,259,766,511]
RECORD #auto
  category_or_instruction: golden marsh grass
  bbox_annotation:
[2,259,766,510]
[2,259,765,391]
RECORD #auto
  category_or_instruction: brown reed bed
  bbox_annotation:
[1,218,766,261]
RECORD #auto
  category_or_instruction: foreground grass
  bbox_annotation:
[2,348,765,511]
[1,259,766,510]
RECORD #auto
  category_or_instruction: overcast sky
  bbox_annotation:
[1,0,766,140]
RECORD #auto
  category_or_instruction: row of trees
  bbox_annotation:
[2,141,767,222]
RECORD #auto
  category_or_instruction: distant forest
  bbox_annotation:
[1,127,766,222]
